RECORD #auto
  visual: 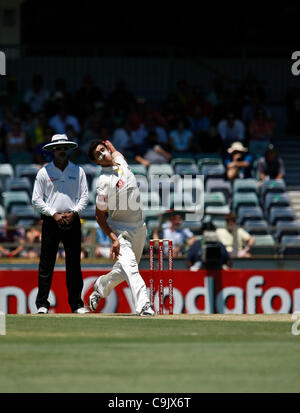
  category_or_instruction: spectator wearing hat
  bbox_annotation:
[257,144,285,182]
[225,141,253,181]
[32,134,89,314]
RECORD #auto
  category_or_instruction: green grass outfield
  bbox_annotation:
[0,314,299,393]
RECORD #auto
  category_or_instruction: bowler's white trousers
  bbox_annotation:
[94,221,150,314]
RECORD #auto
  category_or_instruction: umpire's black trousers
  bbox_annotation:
[36,215,84,312]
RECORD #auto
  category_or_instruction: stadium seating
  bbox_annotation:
[269,207,295,226]
[5,177,32,196]
[200,164,225,180]
[233,178,259,195]
[174,163,199,176]
[206,178,232,203]
[2,191,30,214]
[237,206,264,225]
[244,219,269,235]
[15,164,40,188]
[250,234,276,255]
[8,151,33,167]
[275,221,300,242]
[147,164,174,179]
[128,164,148,176]
[197,157,223,171]
[264,193,290,214]
[260,179,286,203]
[10,205,39,225]
[281,235,300,256]
[204,192,227,209]
[205,205,230,215]
[248,140,270,160]
[232,192,259,213]
[0,163,14,188]
[171,157,195,168]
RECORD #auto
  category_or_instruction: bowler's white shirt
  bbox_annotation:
[32,161,89,216]
[96,155,143,225]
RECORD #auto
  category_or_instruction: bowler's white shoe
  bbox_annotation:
[73,307,90,314]
[89,290,102,312]
[37,307,48,314]
[139,304,155,317]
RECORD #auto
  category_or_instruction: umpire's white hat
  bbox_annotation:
[43,134,78,151]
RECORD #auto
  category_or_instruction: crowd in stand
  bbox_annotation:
[0,74,276,165]
[0,73,287,264]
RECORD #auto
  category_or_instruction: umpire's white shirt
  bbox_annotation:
[32,161,89,216]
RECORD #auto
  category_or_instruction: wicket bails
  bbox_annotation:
[149,239,174,315]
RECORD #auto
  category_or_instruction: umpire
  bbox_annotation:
[32,134,89,314]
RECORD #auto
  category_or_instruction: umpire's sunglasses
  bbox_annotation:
[52,145,70,151]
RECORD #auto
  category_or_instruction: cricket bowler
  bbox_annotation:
[87,139,154,316]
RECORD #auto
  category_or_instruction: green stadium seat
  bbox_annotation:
[204,192,227,208]
[171,158,196,168]
[260,179,286,203]
[233,178,259,195]
[232,192,259,213]
[8,151,33,166]
[250,234,276,255]
[2,191,30,214]
[148,164,174,178]
[0,163,14,188]
[128,164,148,176]
[198,157,223,171]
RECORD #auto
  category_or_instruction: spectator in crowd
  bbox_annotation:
[225,141,253,181]
[216,212,255,258]
[236,75,267,110]
[111,118,132,152]
[161,93,185,130]
[107,79,136,116]
[76,75,103,120]
[49,99,81,135]
[217,111,245,149]
[169,118,193,153]
[257,144,285,181]
[249,108,274,141]
[176,80,193,107]
[81,114,103,153]
[186,85,213,118]
[28,111,49,148]
[5,118,28,156]
[152,214,195,258]
[186,235,231,271]
[0,214,25,258]
[242,95,272,127]
[188,103,211,135]
[21,219,42,258]
[33,126,55,164]
[134,130,172,167]
[144,115,168,145]
[206,77,225,108]
[24,74,50,114]
[5,77,23,112]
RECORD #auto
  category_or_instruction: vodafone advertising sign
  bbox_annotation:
[0,270,300,314]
